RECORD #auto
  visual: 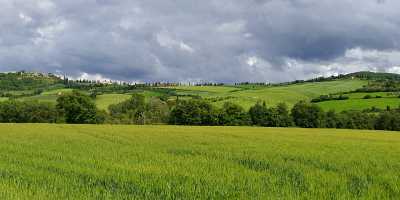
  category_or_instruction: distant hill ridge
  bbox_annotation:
[345,71,400,80]
[0,71,399,91]
[0,71,62,91]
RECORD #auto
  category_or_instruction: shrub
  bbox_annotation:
[363,95,372,99]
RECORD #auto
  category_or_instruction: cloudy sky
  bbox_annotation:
[1,0,400,82]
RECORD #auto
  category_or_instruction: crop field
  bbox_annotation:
[0,124,399,199]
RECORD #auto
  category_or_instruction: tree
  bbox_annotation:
[0,100,58,123]
[291,101,325,128]
[336,111,375,130]
[249,102,268,126]
[375,110,400,131]
[325,110,338,128]
[219,102,250,126]
[169,99,219,125]
[56,91,100,124]
[108,93,147,124]
[145,98,170,124]
[275,103,293,127]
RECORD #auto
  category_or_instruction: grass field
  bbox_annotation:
[95,94,132,111]
[172,79,367,108]
[314,91,400,111]
[317,98,400,112]
[5,79,390,112]
[0,124,399,199]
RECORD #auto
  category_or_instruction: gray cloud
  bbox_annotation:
[0,0,400,82]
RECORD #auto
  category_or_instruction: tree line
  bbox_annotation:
[0,91,399,131]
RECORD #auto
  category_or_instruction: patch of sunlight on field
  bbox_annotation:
[0,124,399,199]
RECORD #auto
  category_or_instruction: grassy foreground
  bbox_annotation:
[0,125,399,199]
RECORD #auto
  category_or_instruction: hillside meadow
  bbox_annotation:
[0,124,399,199]
[3,78,400,112]
[316,97,400,112]
[171,79,367,109]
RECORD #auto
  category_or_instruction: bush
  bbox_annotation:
[311,95,349,103]
[363,95,372,99]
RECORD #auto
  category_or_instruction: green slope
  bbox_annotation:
[173,79,367,108]
[0,124,399,199]
[0,72,62,91]
[317,98,400,112]
[95,94,132,111]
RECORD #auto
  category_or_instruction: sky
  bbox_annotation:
[1,0,400,83]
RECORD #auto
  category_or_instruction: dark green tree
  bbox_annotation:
[336,111,376,130]
[248,102,269,126]
[325,110,338,128]
[0,100,58,123]
[56,91,100,124]
[169,99,219,125]
[219,102,250,126]
[275,103,293,127]
[291,101,325,128]
[375,110,400,131]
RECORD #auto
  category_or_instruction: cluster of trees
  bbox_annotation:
[356,80,400,93]
[0,91,399,131]
[0,100,58,123]
[108,94,170,124]
[169,99,400,131]
[0,91,104,124]
[311,95,349,103]
[170,101,251,126]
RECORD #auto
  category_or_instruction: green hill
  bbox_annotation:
[345,71,400,80]
[0,71,63,91]
[1,71,399,111]
[171,79,367,109]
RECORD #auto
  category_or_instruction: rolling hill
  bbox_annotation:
[0,71,399,111]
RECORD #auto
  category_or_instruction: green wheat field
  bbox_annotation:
[0,124,399,199]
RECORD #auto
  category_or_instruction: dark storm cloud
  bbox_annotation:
[0,0,399,82]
